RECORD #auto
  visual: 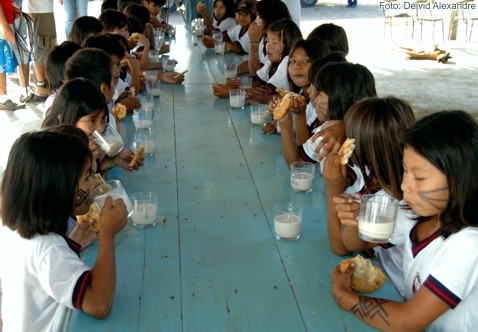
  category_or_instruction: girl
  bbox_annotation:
[197,0,236,34]
[68,16,103,46]
[42,78,144,172]
[0,127,128,330]
[306,23,349,57]
[279,62,376,167]
[331,110,478,331]
[324,97,415,297]
[266,39,331,137]
[203,0,254,54]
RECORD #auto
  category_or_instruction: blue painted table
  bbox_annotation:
[61,26,401,331]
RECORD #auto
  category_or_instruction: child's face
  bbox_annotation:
[213,1,226,20]
[312,90,328,122]
[401,147,449,217]
[144,1,161,16]
[112,25,130,39]
[288,47,311,89]
[72,161,96,216]
[76,110,108,136]
[265,31,283,63]
[235,11,252,28]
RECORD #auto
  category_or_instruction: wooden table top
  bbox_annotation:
[61,26,401,331]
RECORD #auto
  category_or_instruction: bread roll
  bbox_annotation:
[340,255,385,292]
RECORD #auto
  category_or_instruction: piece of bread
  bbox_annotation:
[128,146,144,168]
[272,88,301,120]
[111,103,127,122]
[128,87,136,97]
[129,32,140,41]
[76,203,101,233]
[338,138,355,165]
[340,255,385,292]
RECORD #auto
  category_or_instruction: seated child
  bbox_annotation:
[0,127,128,330]
[197,0,236,34]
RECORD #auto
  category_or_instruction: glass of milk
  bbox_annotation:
[94,180,133,217]
[250,104,268,125]
[93,123,124,157]
[132,130,156,156]
[132,109,153,130]
[224,63,237,79]
[229,89,246,109]
[290,161,315,193]
[273,203,302,240]
[358,195,399,243]
[130,192,158,228]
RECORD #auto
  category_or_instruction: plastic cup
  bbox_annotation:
[130,192,158,227]
[229,89,246,109]
[358,195,399,243]
[94,180,133,217]
[132,109,153,130]
[214,41,225,54]
[224,63,237,79]
[250,104,268,124]
[290,161,315,193]
[132,130,156,156]
[273,203,302,240]
[93,123,124,157]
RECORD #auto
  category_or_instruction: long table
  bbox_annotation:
[61,26,401,331]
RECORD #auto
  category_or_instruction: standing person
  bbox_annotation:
[20,0,57,103]
[0,0,27,110]
[0,127,128,330]
[332,110,478,331]
[61,0,88,37]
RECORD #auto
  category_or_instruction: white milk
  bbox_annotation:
[274,213,301,239]
[225,70,237,79]
[132,203,157,226]
[251,110,268,124]
[142,141,156,154]
[290,172,313,192]
[134,119,153,130]
[230,96,245,108]
[359,215,395,241]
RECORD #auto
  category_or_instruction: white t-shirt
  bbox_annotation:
[256,56,290,90]
[22,0,53,13]
[113,78,129,104]
[226,24,250,54]
[305,102,317,126]
[213,17,236,32]
[0,226,90,331]
[391,219,478,331]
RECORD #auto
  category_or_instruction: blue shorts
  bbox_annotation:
[0,40,19,74]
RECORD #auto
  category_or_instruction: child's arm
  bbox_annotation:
[332,264,449,331]
[81,196,128,318]
[196,2,214,33]
[278,112,301,167]
[225,41,247,55]
[247,22,262,77]
[288,98,309,145]
[136,34,150,71]
[124,55,141,92]
[310,122,346,161]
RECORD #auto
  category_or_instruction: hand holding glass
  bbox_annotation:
[358,195,399,243]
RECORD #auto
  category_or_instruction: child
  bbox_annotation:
[0,128,128,330]
[202,0,254,54]
[306,23,349,57]
[68,16,103,46]
[197,0,236,34]
[331,110,478,331]
[64,48,143,172]
[324,97,415,297]
[143,0,174,31]
[279,62,376,166]
[267,39,331,138]
[44,41,82,113]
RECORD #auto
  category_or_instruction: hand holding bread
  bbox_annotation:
[272,88,301,120]
[339,255,385,292]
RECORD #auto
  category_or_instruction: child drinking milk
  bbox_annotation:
[0,127,128,330]
[331,110,478,331]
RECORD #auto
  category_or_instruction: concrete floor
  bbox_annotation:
[0,0,477,171]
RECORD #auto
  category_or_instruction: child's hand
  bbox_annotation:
[159,43,170,54]
[322,152,347,192]
[117,96,141,113]
[226,78,240,89]
[159,71,185,84]
[88,138,103,160]
[212,83,230,98]
[289,95,307,114]
[114,149,144,170]
[247,21,262,43]
[202,35,214,48]
[310,121,345,161]
[99,196,128,236]
[196,1,207,16]
[331,264,354,308]
[332,193,361,227]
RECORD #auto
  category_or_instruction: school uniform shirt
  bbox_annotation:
[113,77,129,104]
[255,56,290,90]
[213,17,236,32]
[107,100,117,131]
[0,226,90,331]
[390,218,478,331]
[226,24,250,54]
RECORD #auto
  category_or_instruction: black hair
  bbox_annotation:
[82,33,126,60]
[1,128,92,238]
[254,0,291,29]
[99,9,129,32]
[307,52,347,84]
[213,0,235,22]
[307,23,349,57]
[64,48,113,90]
[402,110,478,237]
[42,78,108,129]
[68,16,103,46]
[314,62,377,120]
[124,3,150,25]
[45,41,82,92]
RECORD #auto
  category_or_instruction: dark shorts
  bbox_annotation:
[30,13,57,65]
